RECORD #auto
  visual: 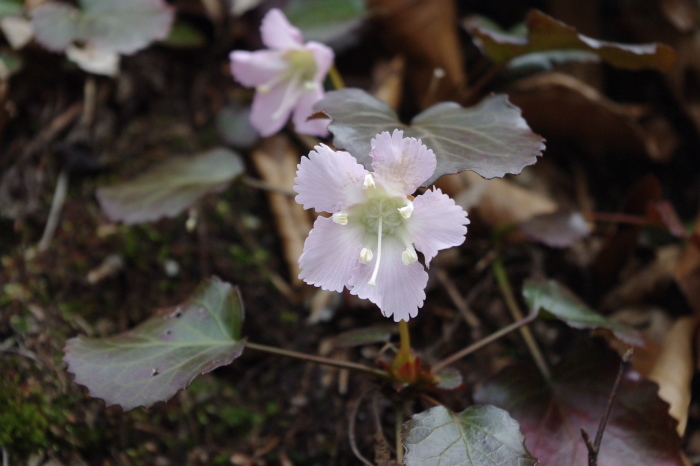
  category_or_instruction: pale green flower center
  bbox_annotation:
[284,49,317,83]
[332,178,418,286]
[355,195,405,236]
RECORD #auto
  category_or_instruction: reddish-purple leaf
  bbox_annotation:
[314,88,545,184]
[64,278,246,410]
[465,9,676,71]
[474,344,685,466]
[520,210,590,248]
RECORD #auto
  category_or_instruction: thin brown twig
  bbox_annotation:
[584,211,648,226]
[436,268,480,329]
[432,311,538,373]
[242,175,296,197]
[419,393,443,408]
[581,348,634,466]
[371,391,392,453]
[348,389,375,466]
[37,169,69,252]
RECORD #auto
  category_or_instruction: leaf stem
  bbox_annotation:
[492,257,551,381]
[432,311,538,373]
[395,402,405,464]
[581,348,634,466]
[329,65,345,90]
[245,341,388,379]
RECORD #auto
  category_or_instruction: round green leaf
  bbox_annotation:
[32,0,174,54]
[284,0,365,48]
[314,88,545,184]
[403,405,536,465]
[63,278,246,410]
[96,147,245,224]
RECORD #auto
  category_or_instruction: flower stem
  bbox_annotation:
[245,341,388,379]
[492,257,551,381]
[395,402,405,464]
[432,311,538,372]
[397,320,412,363]
[329,65,345,90]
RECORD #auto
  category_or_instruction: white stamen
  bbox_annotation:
[402,247,418,265]
[257,84,270,93]
[332,212,348,225]
[359,248,373,264]
[368,215,383,286]
[304,81,316,90]
[398,202,414,219]
[363,173,376,189]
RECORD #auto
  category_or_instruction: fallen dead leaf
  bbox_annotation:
[661,0,699,33]
[647,316,699,436]
[465,9,676,71]
[601,245,681,311]
[251,135,313,286]
[606,306,672,374]
[615,1,700,135]
[509,72,677,161]
[367,0,465,108]
[606,308,697,436]
[437,171,557,228]
[371,55,405,109]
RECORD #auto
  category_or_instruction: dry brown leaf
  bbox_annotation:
[614,1,700,135]
[647,316,699,436]
[594,175,663,290]
[251,135,313,286]
[607,308,697,436]
[368,0,465,108]
[509,72,676,161]
[607,307,673,372]
[661,0,699,33]
[371,55,405,109]
[437,171,557,227]
[601,245,681,311]
[544,0,603,88]
[676,221,700,314]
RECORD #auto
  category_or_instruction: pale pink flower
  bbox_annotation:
[229,9,333,137]
[294,130,470,322]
